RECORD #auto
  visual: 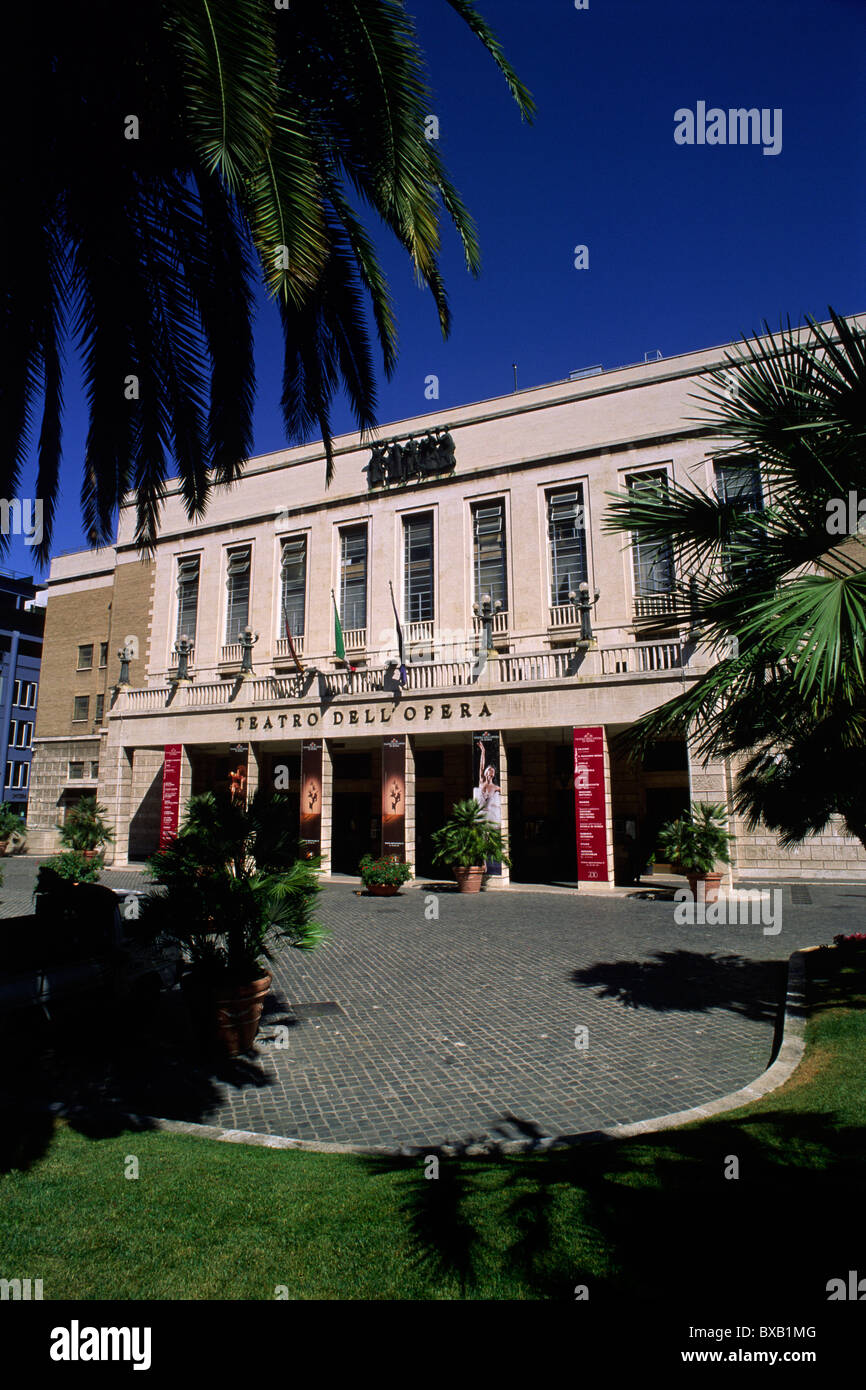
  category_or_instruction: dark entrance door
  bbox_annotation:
[415,790,444,877]
[331,791,377,874]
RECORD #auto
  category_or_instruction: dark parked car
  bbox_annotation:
[0,883,178,1025]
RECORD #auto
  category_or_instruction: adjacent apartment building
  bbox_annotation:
[27,319,866,884]
[0,573,45,817]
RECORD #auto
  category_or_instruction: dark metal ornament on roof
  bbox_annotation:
[367,429,456,488]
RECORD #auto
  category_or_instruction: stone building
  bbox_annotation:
[27,320,866,884]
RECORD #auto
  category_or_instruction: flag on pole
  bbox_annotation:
[388,580,408,686]
[331,590,355,671]
[284,614,304,674]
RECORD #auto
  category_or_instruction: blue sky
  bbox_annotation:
[8,0,865,579]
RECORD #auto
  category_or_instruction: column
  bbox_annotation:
[404,736,416,875]
[99,744,134,866]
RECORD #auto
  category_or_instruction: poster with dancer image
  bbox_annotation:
[300,739,323,860]
[472,730,502,875]
[381,735,406,861]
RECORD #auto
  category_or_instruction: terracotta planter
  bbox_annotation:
[454,866,485,893]
[183,971,272,1057]
[366,883,399,896]
[686,872,723,905]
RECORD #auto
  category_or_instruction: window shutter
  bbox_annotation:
[281,537,307,636]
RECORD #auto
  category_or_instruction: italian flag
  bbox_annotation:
[332,591,355,671]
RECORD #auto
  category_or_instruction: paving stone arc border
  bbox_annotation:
[54,948,810,1159]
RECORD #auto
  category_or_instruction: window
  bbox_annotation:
[280,536,307,638]
[714,459,764,578]
[73,696,89,722]
[14,680,36,708]
[95,694,105,724]
[339,526,368,630]
[77,644,93,671]
[714,458,764,513]
[99,642,108,667]
[225,547,251,643]
[547,488,588,606]
[403,513,434,622]
[90,761,100,780]
[625,471,675,606]
[176,556,201,646]
[68,761,84,780]
[18,762,28,789]
[8,721,15,747]
[473,501,508,611]
[4,762,12,789]
[10,722,32,749]
[6,761,28,790]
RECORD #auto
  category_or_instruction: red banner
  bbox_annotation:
[573,727,609,882]
[300,739,323,860]
[160,744,183,848]
[381,735,406,861]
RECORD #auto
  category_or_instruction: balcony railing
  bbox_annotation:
[472,609,509,636]
[343,627,367,651]
[600,640,683,674]
[405,619,434,646]
[633,592,678,619]
[274,635,306,660]
[117,639,689,714]
[548,603,578,629]
[219,643,243,664]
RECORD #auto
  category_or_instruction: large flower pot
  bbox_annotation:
[686,872,723,905]
[454,866,485,893]
[212,973,273,1057]
[183,972,273,1057]
[367,883,399,896]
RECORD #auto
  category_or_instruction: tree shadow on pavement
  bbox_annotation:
[0,988,293,1174]
[571,949,785,1023]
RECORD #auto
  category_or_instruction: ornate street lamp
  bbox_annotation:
[473,592,502,653]
[240,625,259,675]
[577,582,600,643]
[117,642,134,686]
[173,636,193,682]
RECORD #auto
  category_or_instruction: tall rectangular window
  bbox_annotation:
[473,501,507,610]
[176,556,200,646]
[225,547,251,643]
[339,526,368,630]
[403,513,434,622]
[99,642,109,667]
[280,536,307,637]
[625,471,675,601]
[12,680,21,707]
[73,695,89,722]
[95,694,105,724]
[77,644,93,671]
[714,458,763,513]
[547,488,588,606]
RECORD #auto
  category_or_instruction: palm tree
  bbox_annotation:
[1,1,534,559]
[603,309,866,851]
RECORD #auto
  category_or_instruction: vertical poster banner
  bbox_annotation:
[160,743,183,848]
[472,730,502,874]
[573,726,609,882]
[381,735,406,861]
[227,742,249,805]
[299,739,323,860]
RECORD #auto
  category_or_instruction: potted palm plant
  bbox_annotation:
[655,801,732,904]
[430,798,511,892]
[139,790,325,1056]
[59,796,115,864]
[359,855,413,896]
[0,803,25,855]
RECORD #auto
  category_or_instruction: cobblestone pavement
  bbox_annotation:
[2,856,864,1147]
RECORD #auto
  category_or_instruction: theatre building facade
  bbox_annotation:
[28,327,866,885]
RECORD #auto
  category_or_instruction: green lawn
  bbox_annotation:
[1,950,864,1301]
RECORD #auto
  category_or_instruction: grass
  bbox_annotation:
[1,949,864,1301]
